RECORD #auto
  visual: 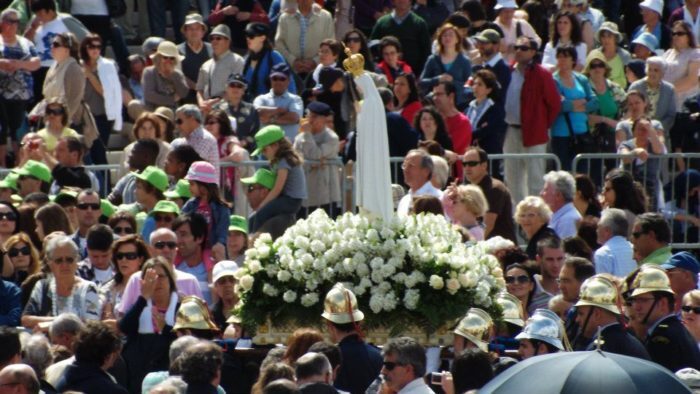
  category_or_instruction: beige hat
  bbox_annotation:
[181,13,207,34]
[151,41,184,61]
[153,106,175,123]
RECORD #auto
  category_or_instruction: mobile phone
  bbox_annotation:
[430,372,443,384]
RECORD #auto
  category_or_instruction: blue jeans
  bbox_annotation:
[248,195,302,233]
[147,0,189,43]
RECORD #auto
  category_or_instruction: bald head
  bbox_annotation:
[0,364,40,394]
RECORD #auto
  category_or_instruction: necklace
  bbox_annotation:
[49,276,78,317]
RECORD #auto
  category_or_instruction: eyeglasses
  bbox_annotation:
[505,274,530,284]
[589,62,606,69]
[8,246,30,257]
[462,160,483,167]
[270,76,288,82]
[682,305,700,314]
[87,44,102,50]
[113,226,135,235]
[46,108,65,116]
[51,41,64,48]
[228,82,246,89]
[672,32,687,36]
[115,252,139,260]
[345,36,361,43]
[514,45,532,51]
[175,118,184,125]
[211,36,228,41]
[77,203,101,211]
[631,231,646,239]
[161,56,176,61]
[382,361,405,371]
[154,214,174,223]
[53,256,76,265]
[154,241,177,250]
[0,212,16,221]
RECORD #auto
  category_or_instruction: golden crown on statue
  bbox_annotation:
[342,46,365,77]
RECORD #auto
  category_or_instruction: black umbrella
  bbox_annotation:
[480,351,692,394]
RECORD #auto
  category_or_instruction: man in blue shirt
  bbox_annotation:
[253,63,304,141]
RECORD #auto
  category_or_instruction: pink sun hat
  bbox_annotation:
[185,161,219,186]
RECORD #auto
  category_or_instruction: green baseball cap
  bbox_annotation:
[241,168,276,190]
[149,200,181,216]
[101,199,116,218]
[51,188,79,205]
[134,166,169,192]
[251,125,285,156]
[0,173,19,191]
[164,179,192,200]
[228,215,248,234]
[13,160,52,183]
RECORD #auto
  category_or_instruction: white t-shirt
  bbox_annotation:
[93,266,114,285]
[71,0,109,15]
[34,18,68,67]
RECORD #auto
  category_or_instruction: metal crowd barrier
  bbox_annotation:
[572,153,700,249]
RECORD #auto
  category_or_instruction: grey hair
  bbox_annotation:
[176,104,202,124]
[295,352,332,381]
[430,155,449,189]
[169,335,200,363]
[544,170,576,202]
[21,335,53,378]
[49,313,84,340]
[646,56,667,74]
[44,235,80,262]
[150,376,188,394]
[514,196,553,223]
[150,227,177,245]
[599,208,629,237]
[382,337,426,378]
[407,149,434,178]
[0,9,20,21]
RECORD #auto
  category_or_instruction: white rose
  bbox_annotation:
[283,290,297,303]
[277,270,292,282]
[300,292,319,307]
[366,228,380,243]
[446,279,460,295]
[258,233,273,243]
[429,275,444,290]
[248,260,262,274]
[239,274,254,291]
[257,245,271,258]
[262,283,279,296]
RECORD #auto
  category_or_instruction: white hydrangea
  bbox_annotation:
[310,240,326,254]
[369,294,384,313]
[403,289,420,310]
[300,292,319,307]
[277,270,292,282]
[263,283,279,297]
[294,236,310,250]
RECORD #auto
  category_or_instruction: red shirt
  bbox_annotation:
[445,112,472,180]
[400,101,422,125]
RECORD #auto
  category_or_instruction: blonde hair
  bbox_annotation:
[514,196,552,224]
[455,184,489,217]
[683,289,700,306]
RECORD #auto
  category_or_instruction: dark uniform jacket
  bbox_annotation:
[334,334,383,394]
[645,314,700,372]
[584,323,651,360]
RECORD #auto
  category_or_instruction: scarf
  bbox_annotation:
[138,291,179,334]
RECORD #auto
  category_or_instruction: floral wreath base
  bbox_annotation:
[234,210,506,344]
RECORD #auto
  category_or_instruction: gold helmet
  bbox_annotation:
[173,296,219,332]
[575,275,621,315]
[496,292,524,327]
[630,264,674,297]
[321,283,364,324]
[454,308,493,352]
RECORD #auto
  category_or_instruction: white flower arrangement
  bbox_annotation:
[236,210,504,331]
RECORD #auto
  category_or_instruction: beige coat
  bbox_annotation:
[293,127,341,207]
[274,6,335,64]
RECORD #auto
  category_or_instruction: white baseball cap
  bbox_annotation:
[639,0,663,15]
[213,260,239,283]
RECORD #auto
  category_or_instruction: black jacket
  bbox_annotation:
[645,314,700,372]
[334,334,383,394]
[584,323,651,360]
[55,362,128,394]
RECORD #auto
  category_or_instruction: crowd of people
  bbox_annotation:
[3,0,700,392]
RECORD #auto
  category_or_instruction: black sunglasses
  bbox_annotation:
[87,44,102,50]
[462,160,483,167]
[514,45,532,51]
[115,252,139,260]
[8,246,30,257]
[589,62,606,69]
[682,305,700,314]
[154,241,177,250]
[0,212,17,221]
[505,275,530,284]
[672,32,687,36]
[345,36,361,43]
[154,214,174,223]
[77,203,101,211]
[113,226,135,234]
[382,361,405,371]
[51,41,65,48]
[46,108,65,116]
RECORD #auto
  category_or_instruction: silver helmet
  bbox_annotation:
[515,309,564,350]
